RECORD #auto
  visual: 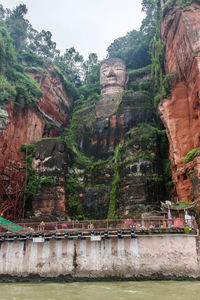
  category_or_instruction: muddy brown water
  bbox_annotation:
[0,281,199,300]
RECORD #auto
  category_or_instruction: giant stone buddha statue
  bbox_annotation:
[95,58,128,117]
[100,58,128,95]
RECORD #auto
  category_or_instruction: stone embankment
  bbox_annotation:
[0,232,199,280]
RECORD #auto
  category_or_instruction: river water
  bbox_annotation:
[0,281,199,300]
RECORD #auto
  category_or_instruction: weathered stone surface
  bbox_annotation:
[0,67,74,219]
[95,93,122,117]
[117,127,165,218]
[0,67,73,171]
[100,58,128,95]
[69,91,165,219]
[0,236,198,278]
[71,161,113,220]
[32,139,72,217]
[81,186,111,219]
[75,91,154,159]
[0,102,45,166]
[159,3,200,202]
[0,108,9,135]
[29,67,72,130]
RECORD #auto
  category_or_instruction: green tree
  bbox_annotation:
[82,53,99,85]
[107,29,151,69]
[0,4,5,26]
[0,26,16,73]
[141,0,157,36]
[5,4,28,52]
[27,28,60,59]
[54,47,83,86]
[0,25,42,107]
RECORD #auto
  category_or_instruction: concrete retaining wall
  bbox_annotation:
[0,235,199,278]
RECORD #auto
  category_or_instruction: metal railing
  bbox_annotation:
[0,217,196,234]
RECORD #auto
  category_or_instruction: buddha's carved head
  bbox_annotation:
[100,58,128,95]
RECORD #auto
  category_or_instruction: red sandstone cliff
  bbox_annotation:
[0,102,44,166]
[29,68,72,130]
[159,3,200,202]
[0,67,73,167]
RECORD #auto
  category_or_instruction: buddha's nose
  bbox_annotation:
[107,68,116,77]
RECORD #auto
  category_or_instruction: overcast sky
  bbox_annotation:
[1,0,145,60]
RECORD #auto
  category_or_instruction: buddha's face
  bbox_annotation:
[100,58,127,94]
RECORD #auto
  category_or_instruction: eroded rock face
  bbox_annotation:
[0,68,73,167]
[117,127,164,218]
[76,91,154,159]
[0,102,45,166]
[0,108,9,135]
[159,3,200,201]
[29,68,72,130]
[32,139,72,217]
[0,68,73,219]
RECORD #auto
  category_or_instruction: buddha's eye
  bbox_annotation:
[115,65,123,70]
[102,66,109,73]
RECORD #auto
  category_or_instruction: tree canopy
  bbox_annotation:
[107,29,152,70]
[0,3,101,106]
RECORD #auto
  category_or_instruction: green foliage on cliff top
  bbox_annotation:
[107,29,152,70]
[0,26,16,72]
[19,48,45,67]
[0,3,101,108]
[7,67,42,106]
[0,25,42,107]
[54,47,83,87]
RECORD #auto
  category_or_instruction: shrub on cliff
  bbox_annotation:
[6,67,42,106]
[183,148,197,164]
[0,75,16,104]
[39,177,54,188]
